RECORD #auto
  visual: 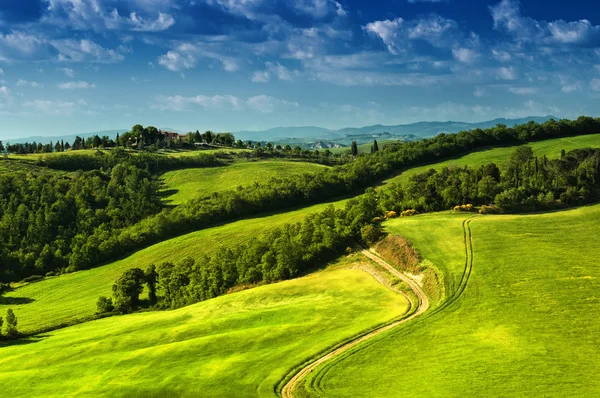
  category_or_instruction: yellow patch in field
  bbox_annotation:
[472,325,519,349]
[558,275,596,281]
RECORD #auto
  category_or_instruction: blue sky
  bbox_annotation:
[1,0,600,138]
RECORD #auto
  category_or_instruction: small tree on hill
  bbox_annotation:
[112,268,146,313]
[373,139,379,152]
[351,141,358,157]
[96,296,114,314]
[145,264,158,305]
[5,309,18,338]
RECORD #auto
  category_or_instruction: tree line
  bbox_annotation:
[1,116,600,283]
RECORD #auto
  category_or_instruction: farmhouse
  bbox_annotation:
[161,130,180,140]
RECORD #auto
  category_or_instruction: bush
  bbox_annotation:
[453,204,474,212]
[20,275,44,284]
[400,209,418,217]
[361,224,384,246]
[479,204,501,214]
[385,211,398,219]
[96,296,114,314]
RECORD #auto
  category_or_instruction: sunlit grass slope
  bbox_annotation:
[306,204,600,397]
[0,199,347,334]
[380,133,600,188]
[0,264,408,398]
[161,160,328,205]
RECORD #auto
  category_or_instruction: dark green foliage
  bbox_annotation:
[361,224,383,246]
[112,268,146,313]
[96,296,114,314]
[5,309,18,338]
[351,141,358,156]
[0,162,162,282]
[372,139,379,153]
[153,191,382,309]
[379,147,600,214]
[145,264,158,305]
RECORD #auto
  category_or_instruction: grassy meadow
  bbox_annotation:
[379,133,600,188]
[303,204,600,397]
[0,262,409,397]
[161,160,328,205]
[0,199,348,334]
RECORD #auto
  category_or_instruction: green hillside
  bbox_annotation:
[0,263,409,397]
[161,161,328,205]
[380,133,600,188]
[303,204,600,396]
[0,199,348,334]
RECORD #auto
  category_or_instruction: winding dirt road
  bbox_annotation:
[280,249,430,398]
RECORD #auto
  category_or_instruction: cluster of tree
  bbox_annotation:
[99,191,381,312]
[39,148,222,172]
[0,309,19,339]
[3,140,65,154]
[71,135,116,150]
[0,163,162,281]
[3,116,600,282]
[379,147,600,213]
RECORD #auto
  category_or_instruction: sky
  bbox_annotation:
[1,0,600,139]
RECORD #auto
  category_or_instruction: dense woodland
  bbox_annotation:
[1,116,600,284]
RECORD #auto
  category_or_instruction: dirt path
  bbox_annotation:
[280,250,430,398]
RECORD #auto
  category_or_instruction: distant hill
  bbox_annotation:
[235,116,557,142]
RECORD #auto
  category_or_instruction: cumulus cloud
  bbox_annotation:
[16,79,42,88]
[364,18,404,54]
[58,81,96,89]
[44,0,175,32]
[251,62,299,83]
[23,99,78,115]
[490,0,600,47]
[0,86,10,95]
[497,66,518,80]
[52,39,125,63]
[152,93,298,113]
[452,48,478,63]
[58,67,76,77]
[158,43,239,72]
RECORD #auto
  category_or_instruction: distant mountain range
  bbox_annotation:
[2,116,557,146]
[235,116,557,141]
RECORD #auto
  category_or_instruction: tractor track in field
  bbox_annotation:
[280,249,430,398]
[280,216,475,398]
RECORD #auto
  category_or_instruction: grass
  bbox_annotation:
[379,133,600,188]
[0,199,349,334]
[0,259,409,397]
[304,203,600,397]
[161,160,328,205]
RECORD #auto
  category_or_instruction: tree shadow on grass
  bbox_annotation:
[0,334,48,348]
[0,296,35,305]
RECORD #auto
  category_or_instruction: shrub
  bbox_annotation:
[453,204,474,212]
[385,211,398,219]
[400,209,418,217]
[361,224,384,246]
[372,216,384,223]
[96,296,114,314]
[20,275,44,284]
[479,204,501,214]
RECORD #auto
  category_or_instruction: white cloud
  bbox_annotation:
[58,81,96,89]
[591,79,600,92]
[52,39,125,63]
[23,99,77,115]
[158,43,239,72]
[497,66,518,80]
[58,67,76,77]
[452,48,478,64]
[491,49,512,62]
[16,79,42,88]
[251,71,270,83]
[246,95,299,113]
[364,18,404,55]
[0,86,10,95]
[490,0,600,47]
[44,0,175,32]
[130,12,175,32]
[508,86,537,95]
[152,93,298,113]
[473,87,485,97]
[0,69,3,75]
[561,83,580,93]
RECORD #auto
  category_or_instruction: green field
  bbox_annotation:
[161,161,328,205]
[303,204,600,396]
[0,262,409,397]
[380,133,600,188]
[0,199,348,334]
